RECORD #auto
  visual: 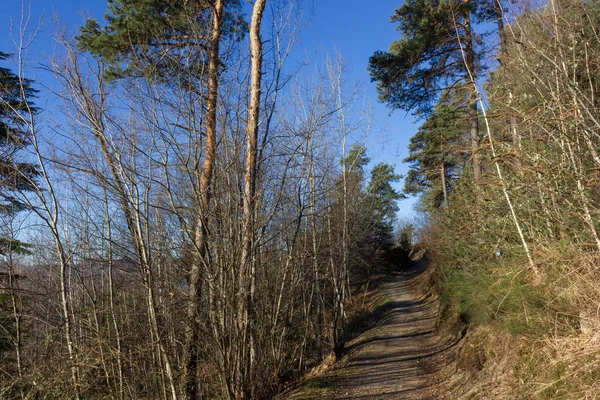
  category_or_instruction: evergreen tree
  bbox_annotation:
[396,223,413,267]
[338,146,404,268]
[338,143,370,249]
[343,143,370,179]
[0,51,39,254]
[0,51,38,370]
[367,162,404,250]
[77,0,245,80]
[404,93,467,212]
[369,0,492,180]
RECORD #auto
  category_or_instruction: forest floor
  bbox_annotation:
[283,262,472,400]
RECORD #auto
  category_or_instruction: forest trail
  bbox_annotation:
[286,262,468,400]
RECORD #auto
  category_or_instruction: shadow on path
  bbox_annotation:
[286,262,466,400]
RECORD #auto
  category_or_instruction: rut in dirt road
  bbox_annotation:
[287,263,468,400]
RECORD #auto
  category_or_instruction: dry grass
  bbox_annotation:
[511,248,600,399]
[424,205,600,399]
[449,246,600,399]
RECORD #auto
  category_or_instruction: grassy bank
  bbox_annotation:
[425,218,600,399]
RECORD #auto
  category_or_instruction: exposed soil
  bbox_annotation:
[284,262,470,400]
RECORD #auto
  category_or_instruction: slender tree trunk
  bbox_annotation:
[56,237,80,398]
[238,1,266,397]
[494,0,522,176]
[105,192,124,400]
[7,251,23,380]
[28,117,80,398]
[441,154,449,211]
[464,11,482,181]
[182,1,224,398]
[326,211,344,360]
[309,152,323,358]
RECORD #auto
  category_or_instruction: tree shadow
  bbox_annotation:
[286,260,464,400]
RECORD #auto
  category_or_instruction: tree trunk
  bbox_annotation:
[464,11,482,181]
[441,154,449,211]
[494,0,522,176]
[238,0,266,397]
[105,192,125,400]
[182,1,224,398]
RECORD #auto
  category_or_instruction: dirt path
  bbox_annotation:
[286,263,467,400]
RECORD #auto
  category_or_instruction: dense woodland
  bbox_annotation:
[0,0,599,399]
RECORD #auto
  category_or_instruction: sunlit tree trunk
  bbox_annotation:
[238,0,266,397]
[182,1,224,398]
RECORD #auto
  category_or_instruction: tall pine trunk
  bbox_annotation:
[182,1,224,398]
[495,0,522,175]
[464,11,481,180]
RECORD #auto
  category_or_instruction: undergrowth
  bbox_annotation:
[423,217,600,399]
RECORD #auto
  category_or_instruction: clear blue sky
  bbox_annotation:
[0,0,419,219]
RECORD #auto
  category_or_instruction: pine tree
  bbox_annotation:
[0,51,39,375]
[0,51,39,254]
[367,162,404,251]
[338,146,404,267]
[77,0,245,80]
[343,143,370,179]
[404,93,467,212]
[369,0,491,180]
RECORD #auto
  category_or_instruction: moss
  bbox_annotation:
[303,378,330,390]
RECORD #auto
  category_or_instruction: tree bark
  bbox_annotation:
[494,0,522,176]
[238,0,266,397]
[182,1,224,398]
[441,154,449,211]
[464,11,482,181]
